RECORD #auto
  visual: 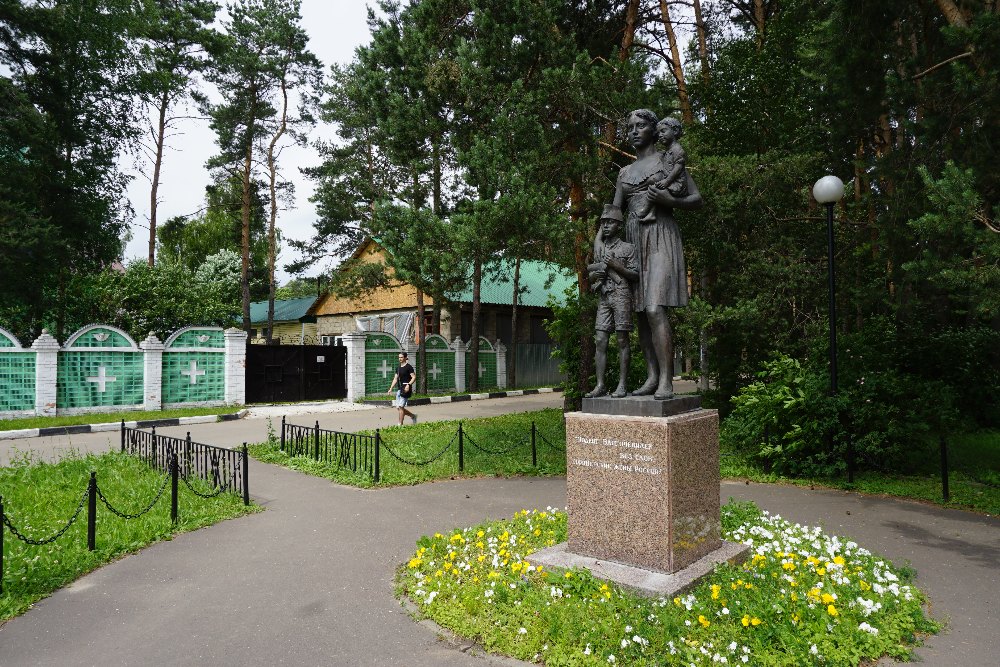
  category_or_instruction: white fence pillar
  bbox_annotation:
[224,328,247,405]
[31,329,59,416]
[496,341,507,389]
[453,337,466,394]
[343,331,367,403]
[140,332,164,411]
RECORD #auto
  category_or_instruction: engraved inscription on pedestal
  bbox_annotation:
[565,410,721,574]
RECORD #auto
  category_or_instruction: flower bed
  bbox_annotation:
[397,501,937,665]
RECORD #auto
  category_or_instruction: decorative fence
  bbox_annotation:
[279,416,564,484]
[351,330,507,400]
[0,324,246,418]
[0,428,249,593]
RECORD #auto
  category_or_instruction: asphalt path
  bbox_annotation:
[1,393,997,666]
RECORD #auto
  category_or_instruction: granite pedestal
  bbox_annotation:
[531,400,748,595]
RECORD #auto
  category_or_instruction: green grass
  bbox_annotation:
[358,385,562,402]
[721,430,1000,516]
[0,406,245,432]
[248,408,566,487]
[0,450,260,620]
[397,501,938,666]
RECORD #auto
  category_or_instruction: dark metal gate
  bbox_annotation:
[245,344,347,404]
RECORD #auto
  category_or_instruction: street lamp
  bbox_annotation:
[812,175,848,480]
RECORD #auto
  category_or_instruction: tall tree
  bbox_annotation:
[136,0,219,266]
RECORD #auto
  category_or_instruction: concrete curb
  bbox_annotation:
[0,409,249,441]
[364,386,562,408]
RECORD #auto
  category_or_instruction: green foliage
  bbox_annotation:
[0,405,242,432]
[0,450,258,620]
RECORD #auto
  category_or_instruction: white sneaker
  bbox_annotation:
[411,415,418,425]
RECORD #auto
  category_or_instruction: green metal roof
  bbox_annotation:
[447,259,575,308]
[250,296,318,324]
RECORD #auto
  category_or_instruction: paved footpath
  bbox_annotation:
[1,395,997,666]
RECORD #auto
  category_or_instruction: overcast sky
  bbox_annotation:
[121,1,373,283]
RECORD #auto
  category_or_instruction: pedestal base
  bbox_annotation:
[530,540,749,598]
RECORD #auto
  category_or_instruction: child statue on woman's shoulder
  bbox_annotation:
[635,116,688,223]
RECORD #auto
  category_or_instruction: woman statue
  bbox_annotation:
[611,109,703,399]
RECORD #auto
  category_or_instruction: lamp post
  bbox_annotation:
[812,175,850,481]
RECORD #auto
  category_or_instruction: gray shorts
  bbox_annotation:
[596,295,634,332]
[393,390,409,408]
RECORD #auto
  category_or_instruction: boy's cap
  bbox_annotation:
[600,204,624,222]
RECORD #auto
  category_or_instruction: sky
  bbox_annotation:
[121,1,373,284]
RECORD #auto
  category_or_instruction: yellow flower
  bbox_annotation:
[827,605,838,617]
[751,617,762,626]
[477,554,486,563]
[476,541,485,549]
[477,530,485,538]
[808,587,821,600]
[833,556,846,566]
[821,593,835,605]
[533,529,541,536]
[443,562,452,570]
[790,591,798,601]
[816,567,826,576]
[434,570,443,577]
[673,597,681,606]
[741,615,751,627]
[408,558,422,568]
[782,562,796,571]
[698,615,711,628]
[434,533,443,539]
[564,571,574,579]
[860,581,871,591]
[711,584,721,600]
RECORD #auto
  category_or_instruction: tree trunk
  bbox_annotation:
[693,0,710,84]
[149,91,169,266]
[241,144,253,334]
[933,0,969,27]
[469,258,482,391]
[698,271,710,392]
[659,0,693,124]
[599,0,641,157]
[266,76,290,345]
[416,287,427,394]
[510,256,520,389]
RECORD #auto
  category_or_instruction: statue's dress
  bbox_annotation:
[618,157,689,310]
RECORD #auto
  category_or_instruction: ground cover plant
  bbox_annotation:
[720,430,1000,516]
[397,501,937,666]
[247,408,566,487]
[0,450,259,620]
[0,406,244,432]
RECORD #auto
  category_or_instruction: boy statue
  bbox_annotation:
[585,204,639,398]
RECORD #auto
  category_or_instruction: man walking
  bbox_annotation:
[387,351,417,425]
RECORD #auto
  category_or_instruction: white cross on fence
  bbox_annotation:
[181,360,206,385]
[429,362,441,380]
[479,363,486,377]
[86,366,117,393]
[377,359,391,378]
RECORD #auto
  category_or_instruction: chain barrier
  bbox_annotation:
[96,465,172,520]
[462,429,527,456]
[180,474,227,498]
[536,429,566,452]
[380,431,457,466]
[2,485,90,546]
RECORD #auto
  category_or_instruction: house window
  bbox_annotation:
[529,316,550,344]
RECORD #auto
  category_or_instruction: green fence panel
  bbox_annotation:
[163,351,225,404]
[167,328,225,349]
[57,351,143,409]
[365,332,402,395]
[418,334,455,392]
[465,337,497,388]
[0,352,35,412]
[67,326,133,348]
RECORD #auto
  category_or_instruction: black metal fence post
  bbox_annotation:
[458,422,465,472]
[1,495,5,594]
[374,429,381,484]
[185,432,192,478]
[170,447,179,523]
[242,443,250,506]
[120,419,125,452]
[314,420,320,461]
[939,433,950,502]
[531,421,537,467]
[87,472,97,551]
[151,426,157,470]
[280,416,286,451]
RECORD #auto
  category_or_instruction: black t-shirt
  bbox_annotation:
[396,363,415,394]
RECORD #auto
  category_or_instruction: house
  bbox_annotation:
[249,296,321,344]
[311,239,576,348]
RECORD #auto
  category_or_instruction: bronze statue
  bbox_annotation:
[607,109,703,400]
[585,205,638,398]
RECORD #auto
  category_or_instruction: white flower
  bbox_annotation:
[518,627,527,635]
[621,638,630,649]
[858,622,879,635]
[583,644,592,655]
[810,645,818,655]
[607,655,616,664]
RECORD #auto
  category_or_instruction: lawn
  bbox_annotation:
[248,408,567,487]
[0,405,244,432]
[0,450,259,620]
[398,501,938,666]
